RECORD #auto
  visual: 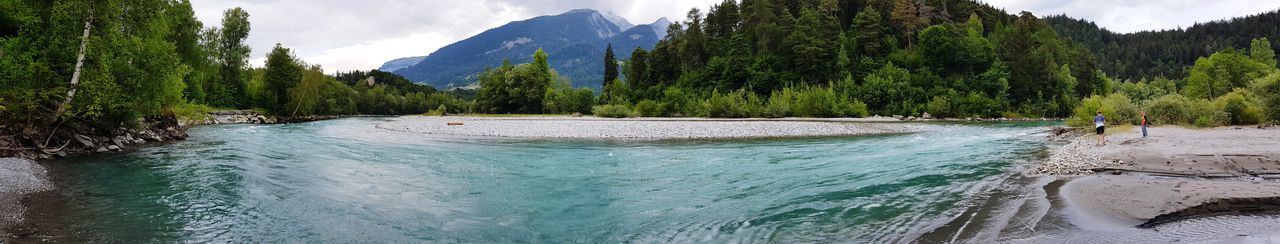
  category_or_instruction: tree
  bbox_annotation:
[783,7,842,83]
[1252,38,1277,68]
[215,7,251,108]
[891,0,930,49]
[601,43,619,103]
[261,44,303,115]
[627,48,650,89]
[603,43,618,85]
[1184,49,1273,100]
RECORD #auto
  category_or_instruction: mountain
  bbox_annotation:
[650,17,671,40]
[603,11,634,31]
[387,9,663,89]
[1046,11,1280,80]
[377,56,424,72]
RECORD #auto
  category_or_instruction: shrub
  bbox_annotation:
[661,87,703,117]
[1213,90,1265,125]
[1253,73,1280,122]
[793,86,841,117]
[633,100,665,117]
[764,88,796,118]
[1142,94,1226,127]
[591,104,637,118]
[704,89,762,118]
[170,103,214,121]
[1068,93,1138,127]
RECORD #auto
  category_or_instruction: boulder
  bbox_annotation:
[95,147,109,153]
[922,112,933,119]
[106,145,120,151]
[74,134,96,148]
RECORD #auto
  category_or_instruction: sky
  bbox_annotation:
[190,0,1280,72]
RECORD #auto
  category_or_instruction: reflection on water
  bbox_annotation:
[44,118,1052,243]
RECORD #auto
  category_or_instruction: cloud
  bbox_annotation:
[192,0,1278,72]
[191,0,719,72]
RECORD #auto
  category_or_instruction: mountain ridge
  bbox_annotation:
[384,9,664,90]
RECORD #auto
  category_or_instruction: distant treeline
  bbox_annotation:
[1046,12,1280,80]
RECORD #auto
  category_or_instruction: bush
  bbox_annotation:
[1142,94,1226,127]
[661,87,703,117]
[704,89,762,118]
[591,104,637,118]
[1213,90,1265,125]
[764,88,796,118]
[1253,73,1280,122]
[1068,93,1138,127]
[170,103,214,121]
[633,100,665,117]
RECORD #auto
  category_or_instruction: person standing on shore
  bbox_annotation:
[1095,111,1106,145]
[1140,111,1148,138]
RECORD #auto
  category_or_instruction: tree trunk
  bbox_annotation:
[54,16,94,118]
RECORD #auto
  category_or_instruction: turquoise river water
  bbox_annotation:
[38,118,1053,243]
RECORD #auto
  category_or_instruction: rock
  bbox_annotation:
[107,145,120,151]
[571,112,583,117]
[893,115,904,120]
[56,151,67,158]
[112,136,126,148]
[74,134,96,148]
[922,112,933,119]
[95,147,109,153]
[907,116,917,121]
[134,139,146,144]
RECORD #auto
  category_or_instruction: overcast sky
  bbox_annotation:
[190,0,1280,72]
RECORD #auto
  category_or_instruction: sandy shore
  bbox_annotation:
[374,115,928,140]
[1028,125,1280,236]
[0,157,52,239]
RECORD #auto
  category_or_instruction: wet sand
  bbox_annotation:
[1021,125,1280,240]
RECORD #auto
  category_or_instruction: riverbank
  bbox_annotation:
[1023,125,1280,239]
[0,158,51,241]
[374,115,931,140]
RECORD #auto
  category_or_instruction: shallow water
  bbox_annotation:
[40,118,1053,243]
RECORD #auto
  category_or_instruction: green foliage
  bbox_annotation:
[171,103,214,121]
[1212,89,1265,125]
[633,100,664,117]
[591,104,637,118]
[1184,49,1274,100]
[1252,38,1278,68]
[261,44,303,115]
[1255,73,1280,122]
[1067,94,1137,127]
[1135,94,1225,127]
[705,89,763,118]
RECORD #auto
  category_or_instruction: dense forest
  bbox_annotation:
[474,0,1106,118]
[1046,12,1280,80]
[472,0,1280,125]
[0,0,463,134]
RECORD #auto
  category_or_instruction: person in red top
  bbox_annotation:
[1140,111,1148,138]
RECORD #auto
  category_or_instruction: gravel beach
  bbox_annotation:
[375,115,927,140]
[0,157,52,239]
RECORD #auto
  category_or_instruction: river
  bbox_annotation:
[35,118,1053,242]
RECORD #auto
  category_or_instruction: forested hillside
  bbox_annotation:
[1046,11,1280,80]
[587,0,1106,118]
[0,1,463,140]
